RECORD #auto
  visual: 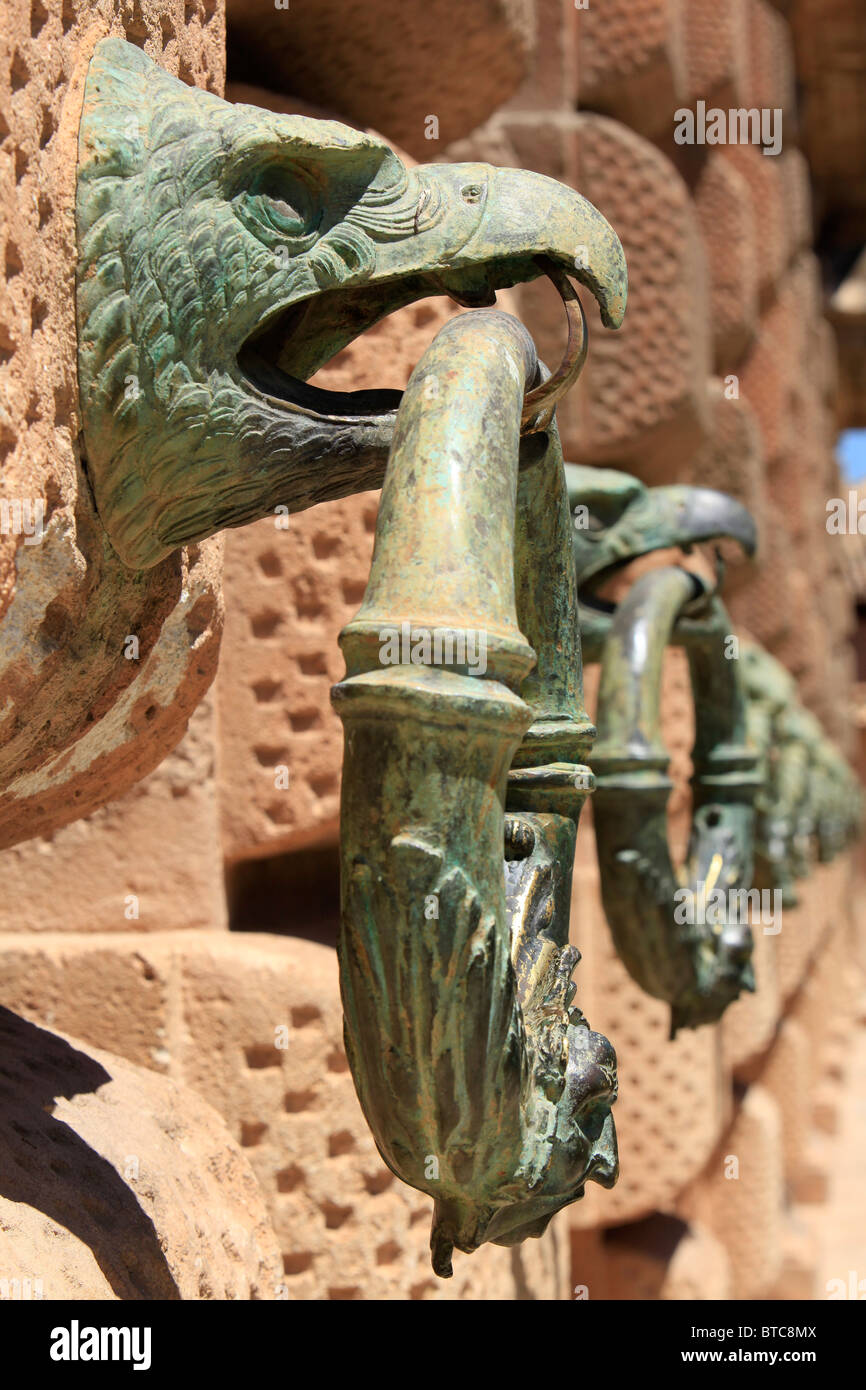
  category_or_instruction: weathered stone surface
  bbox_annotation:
[0,699,226,932]
[0,0,861,1307]
[0,1006,281,1300]
[680,1084,784,1299]
[689,383,766,598]
[721,911,781,1078]
[216,494,371,861]
[758,1017,815,1192]
[556,116,711,482]
[726,502,797,652]
[0,931,174,1072]
[721,146,788,295]
[768,1216,818,1300]
[176,933,568,1298]
[576,0,686,140]
[683,0,749,108]
[2,930,568,1298]
[693,153,759,370]
[747,0,798,145]
[504,0,578,112]
[739,324,794,470]
[829,248,866,430]
[0,2,226,851]
[779,147,814,260]
[225,0,535,159]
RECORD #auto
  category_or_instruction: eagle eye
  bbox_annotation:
[237,166,321,243]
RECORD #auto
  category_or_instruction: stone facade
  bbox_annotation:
[1,0,864,1300]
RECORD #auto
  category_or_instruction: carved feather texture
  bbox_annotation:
[77,40,416,567]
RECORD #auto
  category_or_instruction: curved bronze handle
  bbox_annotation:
[591,567,761,1033]
[521,259,588,435]
[741,641,863,895]
[333,310,617,1277]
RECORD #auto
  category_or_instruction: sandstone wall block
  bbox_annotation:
[225,0,535,159]
[0,1005,281,1299]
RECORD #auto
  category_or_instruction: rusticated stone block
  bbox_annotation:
[566,854,729,1233]
[722,146,788,295]
[215,491,375,863]
[722,918,780,1078]
[0,933,172,1071]
[739,323,795,467]
[0,1007,281,1300]
[746,0,798,146]
[569,1227,605,1299]
[779,148,814,260]
[0,699,226,932]
[2,929,567,1298]
[505,0,578,112]
[693,153,759,369]
[175,933,566,1300]
[789,908,860,1078]
[770,252,824,378]
[225,0,535,159]
[493,112,580,189]
[726,500,796,651]
[548,115,711,483]
[828,295,866,432]
[683,0,749,108]
[443,122,522,177]
[758,1016,814,1191]
[688,384,766,600]
[812,315,839,412]
[783,866,853,1009]
[769,567,831,720]
[576,0,686,141]
[0,1,226,851]
[775,871,822,1005]
[813,1076,844,1135]
[680,1084,784,1299]
[767,1215,818,1300]
[790,1137,831,1205]
[761,259,832,550]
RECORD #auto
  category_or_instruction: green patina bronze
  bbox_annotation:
[741,641,863,901]
[565,465,761,1032]
[740,641,805,905]
[565,464,758,663]
[75,38,625,570]
[812,735,863,861]
[69,32,863,1280]
[565,464,861,1027]
[76,40,631,1275]
[333,313,619,1278]
[592,572,762,1034]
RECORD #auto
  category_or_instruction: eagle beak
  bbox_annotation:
[431,164,628,330]
[644,486,759,559]
[271,162,628,386]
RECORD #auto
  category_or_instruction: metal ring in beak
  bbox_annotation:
[520,256,588,435]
